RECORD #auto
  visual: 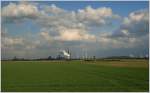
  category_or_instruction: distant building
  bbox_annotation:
[48,56,52,60]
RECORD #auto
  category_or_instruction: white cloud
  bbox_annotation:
[2,37,24,47]
[123,9,148,25]
[38,26,96,42]
[109,9,149,43]
[123,9,149,37]
[1,2,41,22]
[43,4,66,14]
[34,4,119,43]
[36,4,119,32]
[129,9,148,22]
[78,6,112,18]
[39,31,51,41]
[1,2,148,59]
[96,8,149,49]
[55,27,96,41]
[77,6,116,25]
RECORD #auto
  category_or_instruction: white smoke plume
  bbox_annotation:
[60,50,70,59]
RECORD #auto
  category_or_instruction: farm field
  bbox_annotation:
[1,59,149,92]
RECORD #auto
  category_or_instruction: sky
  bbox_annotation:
[1,1,149,59]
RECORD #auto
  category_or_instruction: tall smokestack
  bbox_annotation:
[67,48,71,59]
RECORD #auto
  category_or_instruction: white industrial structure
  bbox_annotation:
[59,50,71,59]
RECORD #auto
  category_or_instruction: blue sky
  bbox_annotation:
[2,1,148,34]
[2,1,148,16]
[44,1,148,16]
[1,1,149,59]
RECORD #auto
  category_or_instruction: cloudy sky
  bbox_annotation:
[1,1,149,59]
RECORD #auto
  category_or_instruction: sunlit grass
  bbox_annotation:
[1,59,149,92]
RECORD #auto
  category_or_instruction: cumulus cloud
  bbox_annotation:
[77,6,112,24]
[76,6,120,26]
[35,4,119,27]
[1,2,42,22]
[1,29,23,47]
[124,9,148,24]
[42,4,66,14]
[122,9,149,37]
[1,1,149,59]
[96,9,149,49]
[54,27,96,41]
[39,31,52,41]
[3,37,23,46]
[1,36,24,54]
[34,4,119,43]
[109,9,148,39]
[1,28,40,51]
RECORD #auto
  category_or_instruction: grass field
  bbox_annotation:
[1,59,149,92]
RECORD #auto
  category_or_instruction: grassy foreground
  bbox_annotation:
[1,59,149,92]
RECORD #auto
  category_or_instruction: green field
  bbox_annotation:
[1,59,149,92]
